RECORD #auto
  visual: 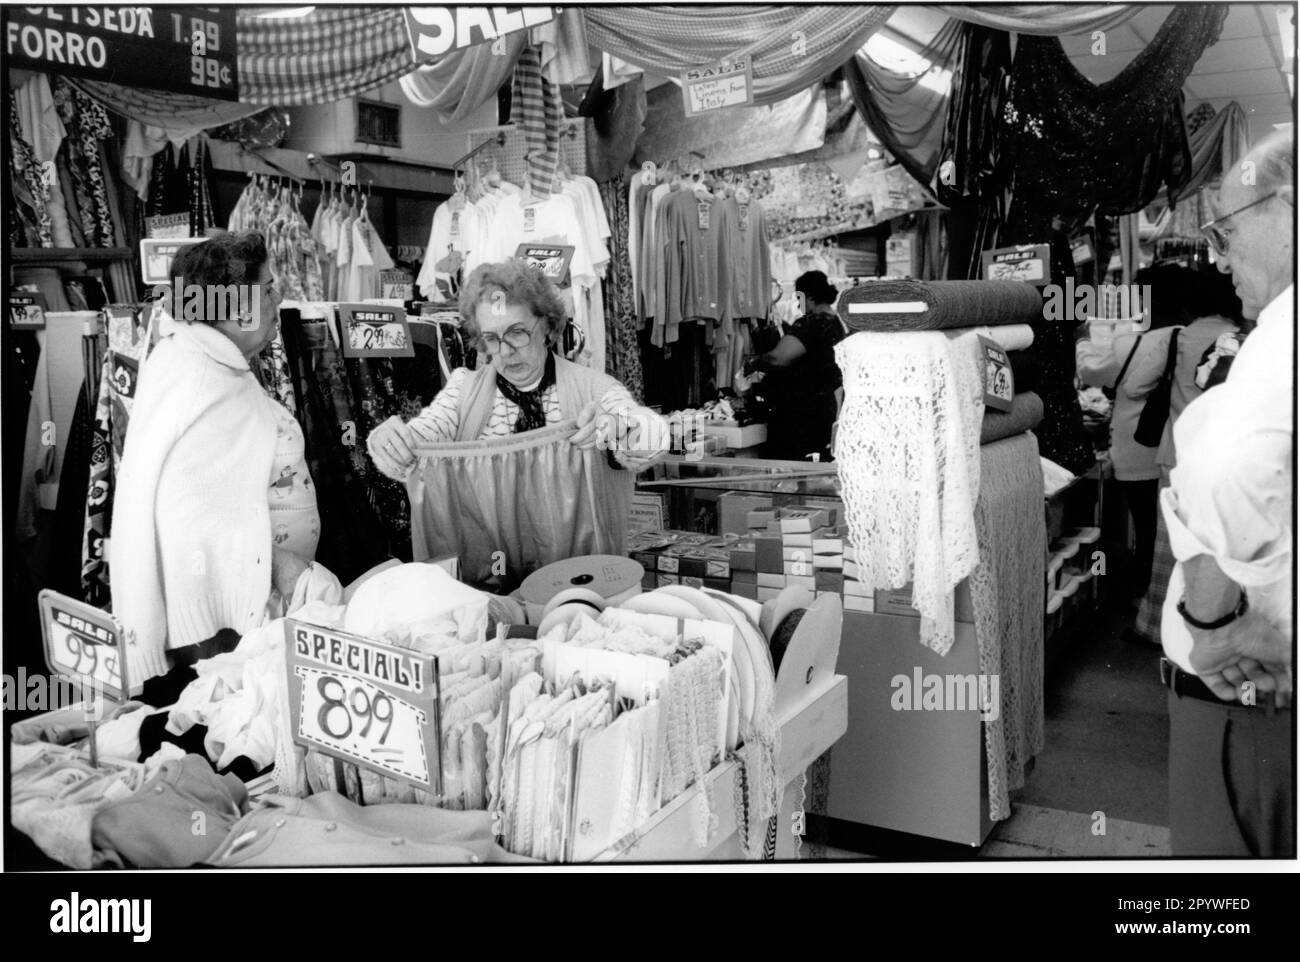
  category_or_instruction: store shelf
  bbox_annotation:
[598,673,848,862]
[9,247,133,262]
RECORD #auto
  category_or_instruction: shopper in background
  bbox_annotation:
[1076,265,1181,604]
[743,270,848,462]
[1129,268,1244,642]
[368,258,667,469]
[1159,130,1293,856]
[111,232,318,684]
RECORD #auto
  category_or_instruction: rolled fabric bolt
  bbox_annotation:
[768,608,807,673]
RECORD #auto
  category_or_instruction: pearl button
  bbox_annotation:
[470,855,480,864]
[275,818,287,828]
[324,822,337,832]
[390,837,405,846]
[154,785,165,794]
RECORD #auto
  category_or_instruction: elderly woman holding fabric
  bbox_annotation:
[367,259,668,585]
[111,232,322,684]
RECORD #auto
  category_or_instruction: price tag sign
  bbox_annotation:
[339,304,416,359]
[145,213,192,240]
[979,334,1015,412]
[379,269,414,300]
[140,238,204,285]
[9,290,47,330]
[1071,236,1095,266]
[5,7,238,100]
[982,244,1051,286]
[284,621,442,792]
[515,244,574,286]
[682,56,754,116]
[38,590,131,701]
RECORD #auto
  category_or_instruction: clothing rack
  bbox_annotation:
[465,120,587,188]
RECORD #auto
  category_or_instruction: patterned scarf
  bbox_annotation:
[496,351,557,433]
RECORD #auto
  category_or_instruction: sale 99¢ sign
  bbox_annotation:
[38,590,131,700]
[284,621,442,793]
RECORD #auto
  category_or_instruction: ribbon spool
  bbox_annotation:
[520,555,644,624]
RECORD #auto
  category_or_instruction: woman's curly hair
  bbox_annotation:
[458,258,566,344]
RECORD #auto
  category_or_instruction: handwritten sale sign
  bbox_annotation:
[682,57,754,116]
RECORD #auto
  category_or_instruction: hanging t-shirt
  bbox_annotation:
[344,216,394,302]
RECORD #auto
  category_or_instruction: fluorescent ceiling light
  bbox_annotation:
[256,6,315,19]
[864,32,952,95]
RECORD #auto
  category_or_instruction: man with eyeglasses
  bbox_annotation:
[1158,129,1294,856]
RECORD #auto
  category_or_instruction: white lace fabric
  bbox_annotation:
[834,331,985,654]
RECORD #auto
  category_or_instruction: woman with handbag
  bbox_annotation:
[1076,273,1168,604]
[1129,268,1243,644]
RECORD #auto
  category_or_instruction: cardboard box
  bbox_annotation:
[785,561,813,577]
[814,571,844,593]
[783,546,813,563]
[697,421,767,450]
[782,532,814,549]
[747,508,778,530]
[731,568,758,585]
[657,553,680,574]
[785,575,816,591]
[656,573,681,587]
[813,553,843,570]
[628,492,668,534]
[874,582,975,622]
[729,539,757,572]
[755,536,784,573]
[641,571,658,592]
[757,572,786,589]
[704,577,731,592]
[843,559,861,581]
[844,579,873,598]
[813,537,844,555]
[844,594,875,613]
[680,575,704,589]
[779,508,830,533]
[801,498,843,527]
[719,492,774,536]
[732,581,758,600]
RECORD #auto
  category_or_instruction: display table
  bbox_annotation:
[599,674,848,861]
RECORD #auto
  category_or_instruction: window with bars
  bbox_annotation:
[356,100,401,149]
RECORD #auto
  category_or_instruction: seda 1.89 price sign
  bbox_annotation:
[284,621,442,794]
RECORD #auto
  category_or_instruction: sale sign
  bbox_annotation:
[284,621,442,793]
[403,6,556,63]
[338,304,416,359]
[682,57,754,116]
[38,590,131,702]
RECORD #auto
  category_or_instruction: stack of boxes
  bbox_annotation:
[725,504,874,612]
[628,530,732,593]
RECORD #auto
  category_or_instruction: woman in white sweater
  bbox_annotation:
[111,233,319,683]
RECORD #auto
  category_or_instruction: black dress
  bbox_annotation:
[764,310,847,463]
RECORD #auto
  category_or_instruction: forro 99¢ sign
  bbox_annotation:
[284,621,442,793]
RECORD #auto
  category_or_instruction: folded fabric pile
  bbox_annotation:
[833,279,1048,654]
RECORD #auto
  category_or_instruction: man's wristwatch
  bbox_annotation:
[1177,590,1248,630]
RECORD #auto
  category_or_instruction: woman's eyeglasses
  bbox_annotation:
[1200,191,1277,257]
[477,319,540,354]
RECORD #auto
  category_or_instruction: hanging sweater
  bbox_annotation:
[110,315,278,684]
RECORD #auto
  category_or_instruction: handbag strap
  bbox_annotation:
[1112,334,1144,393]
[1159,327,1182,381]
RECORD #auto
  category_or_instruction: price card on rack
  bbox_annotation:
[978,335,1015,412]
[379,269,414,300]
[8,290,47,331]
[284,621,442,793]
[339,304,416,359]
[515,244,574,285]
[982,244,1051,286]
[38,590,131,702]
